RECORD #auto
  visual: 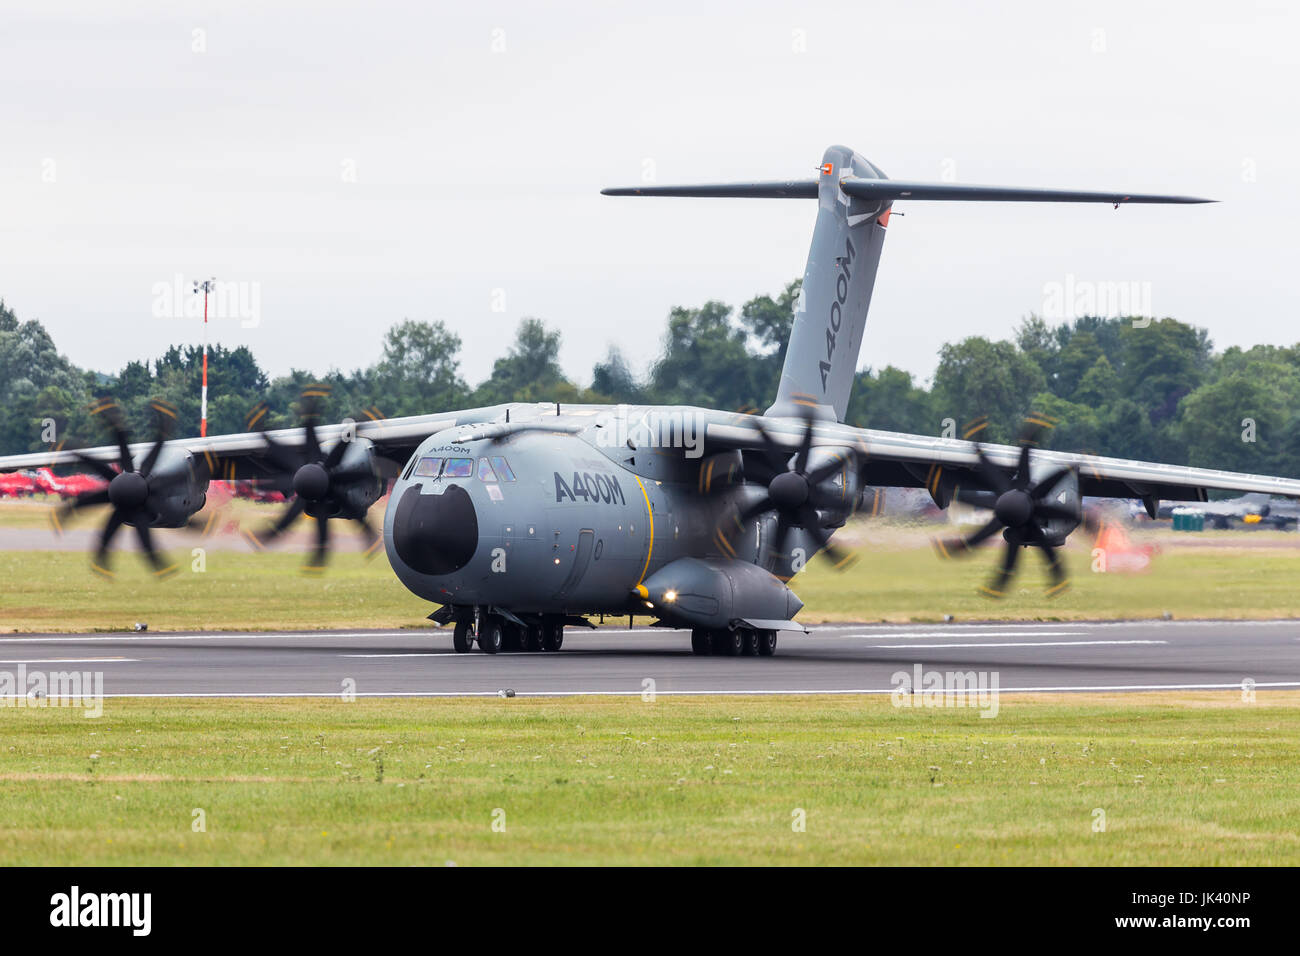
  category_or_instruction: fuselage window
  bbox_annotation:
[490,456,516,481]
[444,457,474,478]
[414,457,443,478]
[477,457,498,482]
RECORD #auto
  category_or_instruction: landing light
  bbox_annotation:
[663,589,678,603]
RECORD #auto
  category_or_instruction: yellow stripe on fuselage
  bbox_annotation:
[633,475,655,586]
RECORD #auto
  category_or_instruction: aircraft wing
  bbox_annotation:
[0,410,473,480]
[705,420,1300,510]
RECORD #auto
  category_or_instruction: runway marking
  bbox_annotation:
[843,631,1087,640]
[865,640,1167,649]
[0,657,137,664]
[6,681,1300,700]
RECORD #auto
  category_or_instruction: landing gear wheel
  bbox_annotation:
[756,629,778,657]
[715,629,743,656]
[452,620,475,653]
[541,620,564,651]
[691,629,712,655]
[501,621,524,652]
[740,629,759,656]
[478,617,504,654]
[522,624,544,652]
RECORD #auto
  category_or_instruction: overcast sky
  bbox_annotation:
[2,0,1297,393]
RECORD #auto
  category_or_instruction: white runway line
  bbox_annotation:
[865,639,1167,649]
[11,680,1300,699]
[0,657,137,664]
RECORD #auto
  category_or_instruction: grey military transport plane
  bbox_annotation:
[6,145,1300,656]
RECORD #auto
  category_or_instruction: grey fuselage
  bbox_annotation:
[382,403,854,616]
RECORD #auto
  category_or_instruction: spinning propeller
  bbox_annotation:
[244,387,381,571]
[715,410,863,570]
[53,398,185,579]
[934,416,1080,598]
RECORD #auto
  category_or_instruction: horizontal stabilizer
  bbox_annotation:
[839,178,1215,205]
[600,180,818,199]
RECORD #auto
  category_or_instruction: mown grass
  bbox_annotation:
[0,693,1296,865]
[3,520,1300,631]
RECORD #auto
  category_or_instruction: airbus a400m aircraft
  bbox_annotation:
[7,145,1300,656]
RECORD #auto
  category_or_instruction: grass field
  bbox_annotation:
[1,693,1296,865]
[3,512,1300,631]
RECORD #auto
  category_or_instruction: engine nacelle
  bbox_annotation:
[639,557,803,630]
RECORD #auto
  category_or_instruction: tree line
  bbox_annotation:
[3,285,1299,478]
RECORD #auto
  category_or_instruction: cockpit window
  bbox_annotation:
[477,457,497,482]
[444,457,474,478]
[414,457,443,478]
[490,456,516,481]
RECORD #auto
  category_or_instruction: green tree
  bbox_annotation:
[846,365,935,434]
[369,319,468,416]
[471,318,569,406]
[931,337,1046,443]
[647,301,764,410]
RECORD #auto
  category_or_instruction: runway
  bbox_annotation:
[1,619,1298,697]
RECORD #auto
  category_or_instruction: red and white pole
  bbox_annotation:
[195,278,214,437]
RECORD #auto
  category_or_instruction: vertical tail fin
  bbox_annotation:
[771,145,890,421]
[602,146,1213,422]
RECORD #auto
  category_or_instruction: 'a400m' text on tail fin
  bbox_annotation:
[772,145,890,421]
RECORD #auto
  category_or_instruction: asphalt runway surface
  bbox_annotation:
[1,620,1298,697]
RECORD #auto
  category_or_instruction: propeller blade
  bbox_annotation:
[973,447,1011,494]
[138,437,165,480]
[1035,541,1069,595]
[1030,466,1073,501]
[324,439,348,470]
[1014,442,1032,490]
[737,495,775,524]
[303,420,322,462]
[749,417,791,476]
[113,423,133,473]
[934,516,1003,558]
[793,412,815,475]
[72,453,118,483]
[306,516,330,571]
[133,523,175,577]
[63,488,111,514]
[954,487,998,510]
[819,537,860,570]
[981,538,1020,598]
[353,515,382,558]
[264,497,307,541]
[94,510,126,570]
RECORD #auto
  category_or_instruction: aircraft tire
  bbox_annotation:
[756,630,778,656]
[715,629,743,656]
[690,629,712,655]
[522,624,544,652]
[452,620,475,653]
[541,621,564,651]
[740,629,759,656]
[478,617,504,654]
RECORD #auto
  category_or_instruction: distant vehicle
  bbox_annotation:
[1157,492,1297,529]
[0,472,37,497]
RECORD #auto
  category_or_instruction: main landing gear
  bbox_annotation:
[452,611,565,654]
[691,627,778,657]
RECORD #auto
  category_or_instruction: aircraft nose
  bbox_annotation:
[392,483,479,575]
